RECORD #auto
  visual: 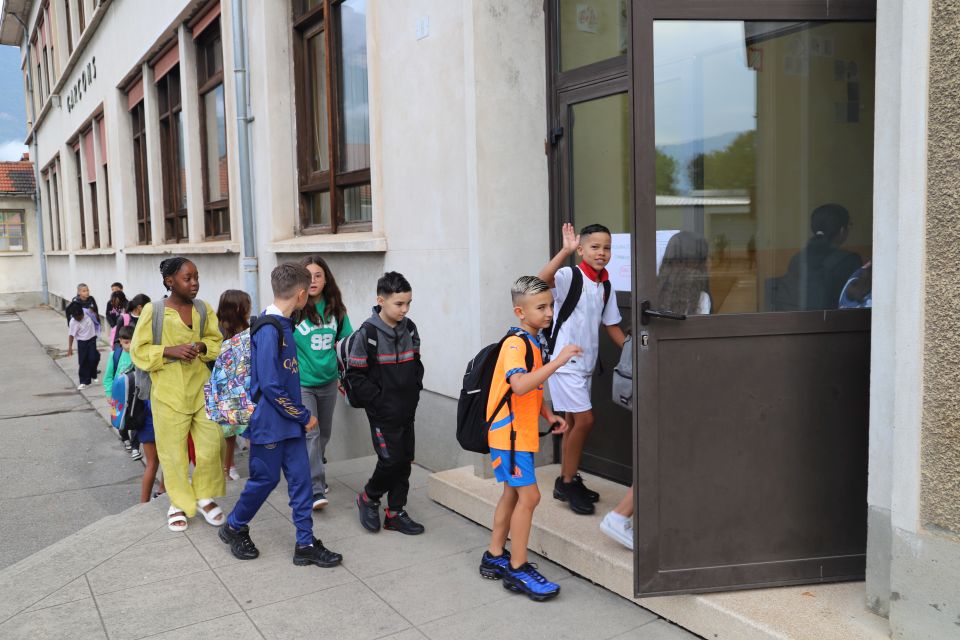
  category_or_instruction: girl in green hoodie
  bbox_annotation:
[294,255,353,510]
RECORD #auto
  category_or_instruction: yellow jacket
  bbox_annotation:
[130,300,222,414]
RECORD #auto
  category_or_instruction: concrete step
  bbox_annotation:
[428,464,891,640]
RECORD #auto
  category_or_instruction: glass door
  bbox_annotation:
[632,3,876,595]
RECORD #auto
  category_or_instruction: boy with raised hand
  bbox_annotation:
[348,271,425,535]
[220,263,343,568]
[538,223,627,515]
[480,276,580,601]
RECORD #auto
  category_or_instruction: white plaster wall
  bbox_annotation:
[0,195,41,296]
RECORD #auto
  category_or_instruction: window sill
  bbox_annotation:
[0,252,32,257]
[123,241,241,255]
[268,233,387,254]
[45,250,72,256]
[74,248,118,256]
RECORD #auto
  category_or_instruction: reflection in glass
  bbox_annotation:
[657,231,711,315]
[571,93,630,235]
[306,191,331,227]
[339,0,370,172]
[343,184,372,223]
[204,85,228,202]
[653,21,875,313]
[559,0,628,71]
[308,29,329,172]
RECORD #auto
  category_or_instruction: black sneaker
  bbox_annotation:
[479,548,512,580]
[218,524,259,560]
[357,493,381,532]
[572,473,600,503]
[293,538,343,568]
[554,478,595,515]
[383,510,425,535]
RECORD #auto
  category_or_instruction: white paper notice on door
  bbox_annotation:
[609,233,632,292]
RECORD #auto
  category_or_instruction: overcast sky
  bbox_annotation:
[0,45,28,161]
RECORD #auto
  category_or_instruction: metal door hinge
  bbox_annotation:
[548,126,564,145]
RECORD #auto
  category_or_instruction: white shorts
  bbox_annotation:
[548,372,593,413]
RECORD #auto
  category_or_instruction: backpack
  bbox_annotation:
[109,367,135,430]
[611,335,633,410]
[203,316,284,426]
[134,300,208,400]
[545,267,611,359]
[335,323,379,408]
[456,330,553,473]
[767,251,850,311]
[110,312,131,347]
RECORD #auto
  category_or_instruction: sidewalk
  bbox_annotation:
[0,306,699,640]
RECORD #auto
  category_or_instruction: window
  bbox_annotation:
[293,0,372,233]
[0,211,26,252]
[196,14,230,239]
[130,97,151,243]
[42,163,62,251]
[73,146,86,247]
[157,63,188,243]
[96,116,111,246]
[82,127,100,247]
[64,0,73,53]
[77,0,85,33]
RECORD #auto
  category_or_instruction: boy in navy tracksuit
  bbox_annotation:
[220,263,343,568]
[348,272,425,535]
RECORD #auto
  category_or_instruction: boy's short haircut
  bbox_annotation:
[271,262,312,299]
[111,282,124,289]
[118,325,135,341]
[377,271,412,297]
[580,223,611,238]
[76,283,88,291]
[511,275,550,306]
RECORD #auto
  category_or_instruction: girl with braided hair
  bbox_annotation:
[130,257,225,532]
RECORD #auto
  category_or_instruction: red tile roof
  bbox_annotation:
[0,161,35,196]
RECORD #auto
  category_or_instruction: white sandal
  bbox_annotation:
[197,498,224,526]
[167,506,188,532]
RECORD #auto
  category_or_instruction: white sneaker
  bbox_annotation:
[123,440,132,451]
[227,466,240,481]
[312,494,329,510]
[77,383,88,390]
[600,512,634,550]
[131,448,143,461]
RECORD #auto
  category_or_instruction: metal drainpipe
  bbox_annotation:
[9,11,49,306]
[231,0,258,312]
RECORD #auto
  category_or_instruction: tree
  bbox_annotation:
[656,148,679,195]
[687,130,756,191]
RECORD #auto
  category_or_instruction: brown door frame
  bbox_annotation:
[630,0,876,596]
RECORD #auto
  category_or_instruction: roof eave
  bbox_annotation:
[0,0,31,46]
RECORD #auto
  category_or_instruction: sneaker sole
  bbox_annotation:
[312,501,329,510]
[502,580,560,601]
[293,556,341,568]
[383,522,425,535]
[600,520,634,550]
[479,565,504,580]
[217,528,259,560]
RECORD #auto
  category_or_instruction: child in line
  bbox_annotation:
[106,290,130,339]
[480,276,579,601]
[103,325,141,459]
[113,294,150,349]
[220,263,343,568]
[216,289,252,481]
[538,223,626,515]
[66,303,101,390]
[348,272,425,535]
[67,283,99,328]
[131,257,224,532]
[295,255,353,509]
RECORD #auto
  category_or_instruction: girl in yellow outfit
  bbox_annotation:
[131,257,225,531]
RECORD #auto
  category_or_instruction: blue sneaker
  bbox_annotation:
[502,562,561,601]
[479,549,511,580]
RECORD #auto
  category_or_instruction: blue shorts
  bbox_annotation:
[490,448,537,487]
[136,400,155,444]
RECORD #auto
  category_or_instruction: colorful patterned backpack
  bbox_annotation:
[203,316,283,427]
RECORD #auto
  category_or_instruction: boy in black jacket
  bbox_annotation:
[220,263,343,568]
[347,271,425,535]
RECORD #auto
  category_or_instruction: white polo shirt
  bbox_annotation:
[551,266,622,376]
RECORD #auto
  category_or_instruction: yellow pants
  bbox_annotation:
[151,398,226,517]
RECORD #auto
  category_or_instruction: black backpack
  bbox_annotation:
[544,267,611,359]
[456,330,552,472]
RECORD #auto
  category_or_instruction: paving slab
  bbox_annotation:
[0,596,106,640]
[214,551,356,610]
[142,612,264,640]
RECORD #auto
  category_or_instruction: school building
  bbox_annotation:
[1,1,957,638]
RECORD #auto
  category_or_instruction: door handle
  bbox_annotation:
[640,300,687,325]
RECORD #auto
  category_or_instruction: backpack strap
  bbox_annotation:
[112,345,122,375]
[249,315,286,402]
[547,267,583,356]
[602,280,612,310]
[151,302,164,346]
[362,322,379,367]
[193,299,207,340]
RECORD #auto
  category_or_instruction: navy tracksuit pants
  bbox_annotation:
[76,337,100,385]
[227,436,314,546]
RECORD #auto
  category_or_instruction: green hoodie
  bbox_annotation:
[294,299,352,387]
[103,349,133,398]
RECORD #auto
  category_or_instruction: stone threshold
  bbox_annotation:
[428,464,891,640]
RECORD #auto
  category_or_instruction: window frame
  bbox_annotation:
[157,65,188,244]
[196,16,231,240]
[73,146,86,248]
[292,0,372,235]
[0,210,27,253]
[130,99,152,244]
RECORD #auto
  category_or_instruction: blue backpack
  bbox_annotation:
[110,355,135,430]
